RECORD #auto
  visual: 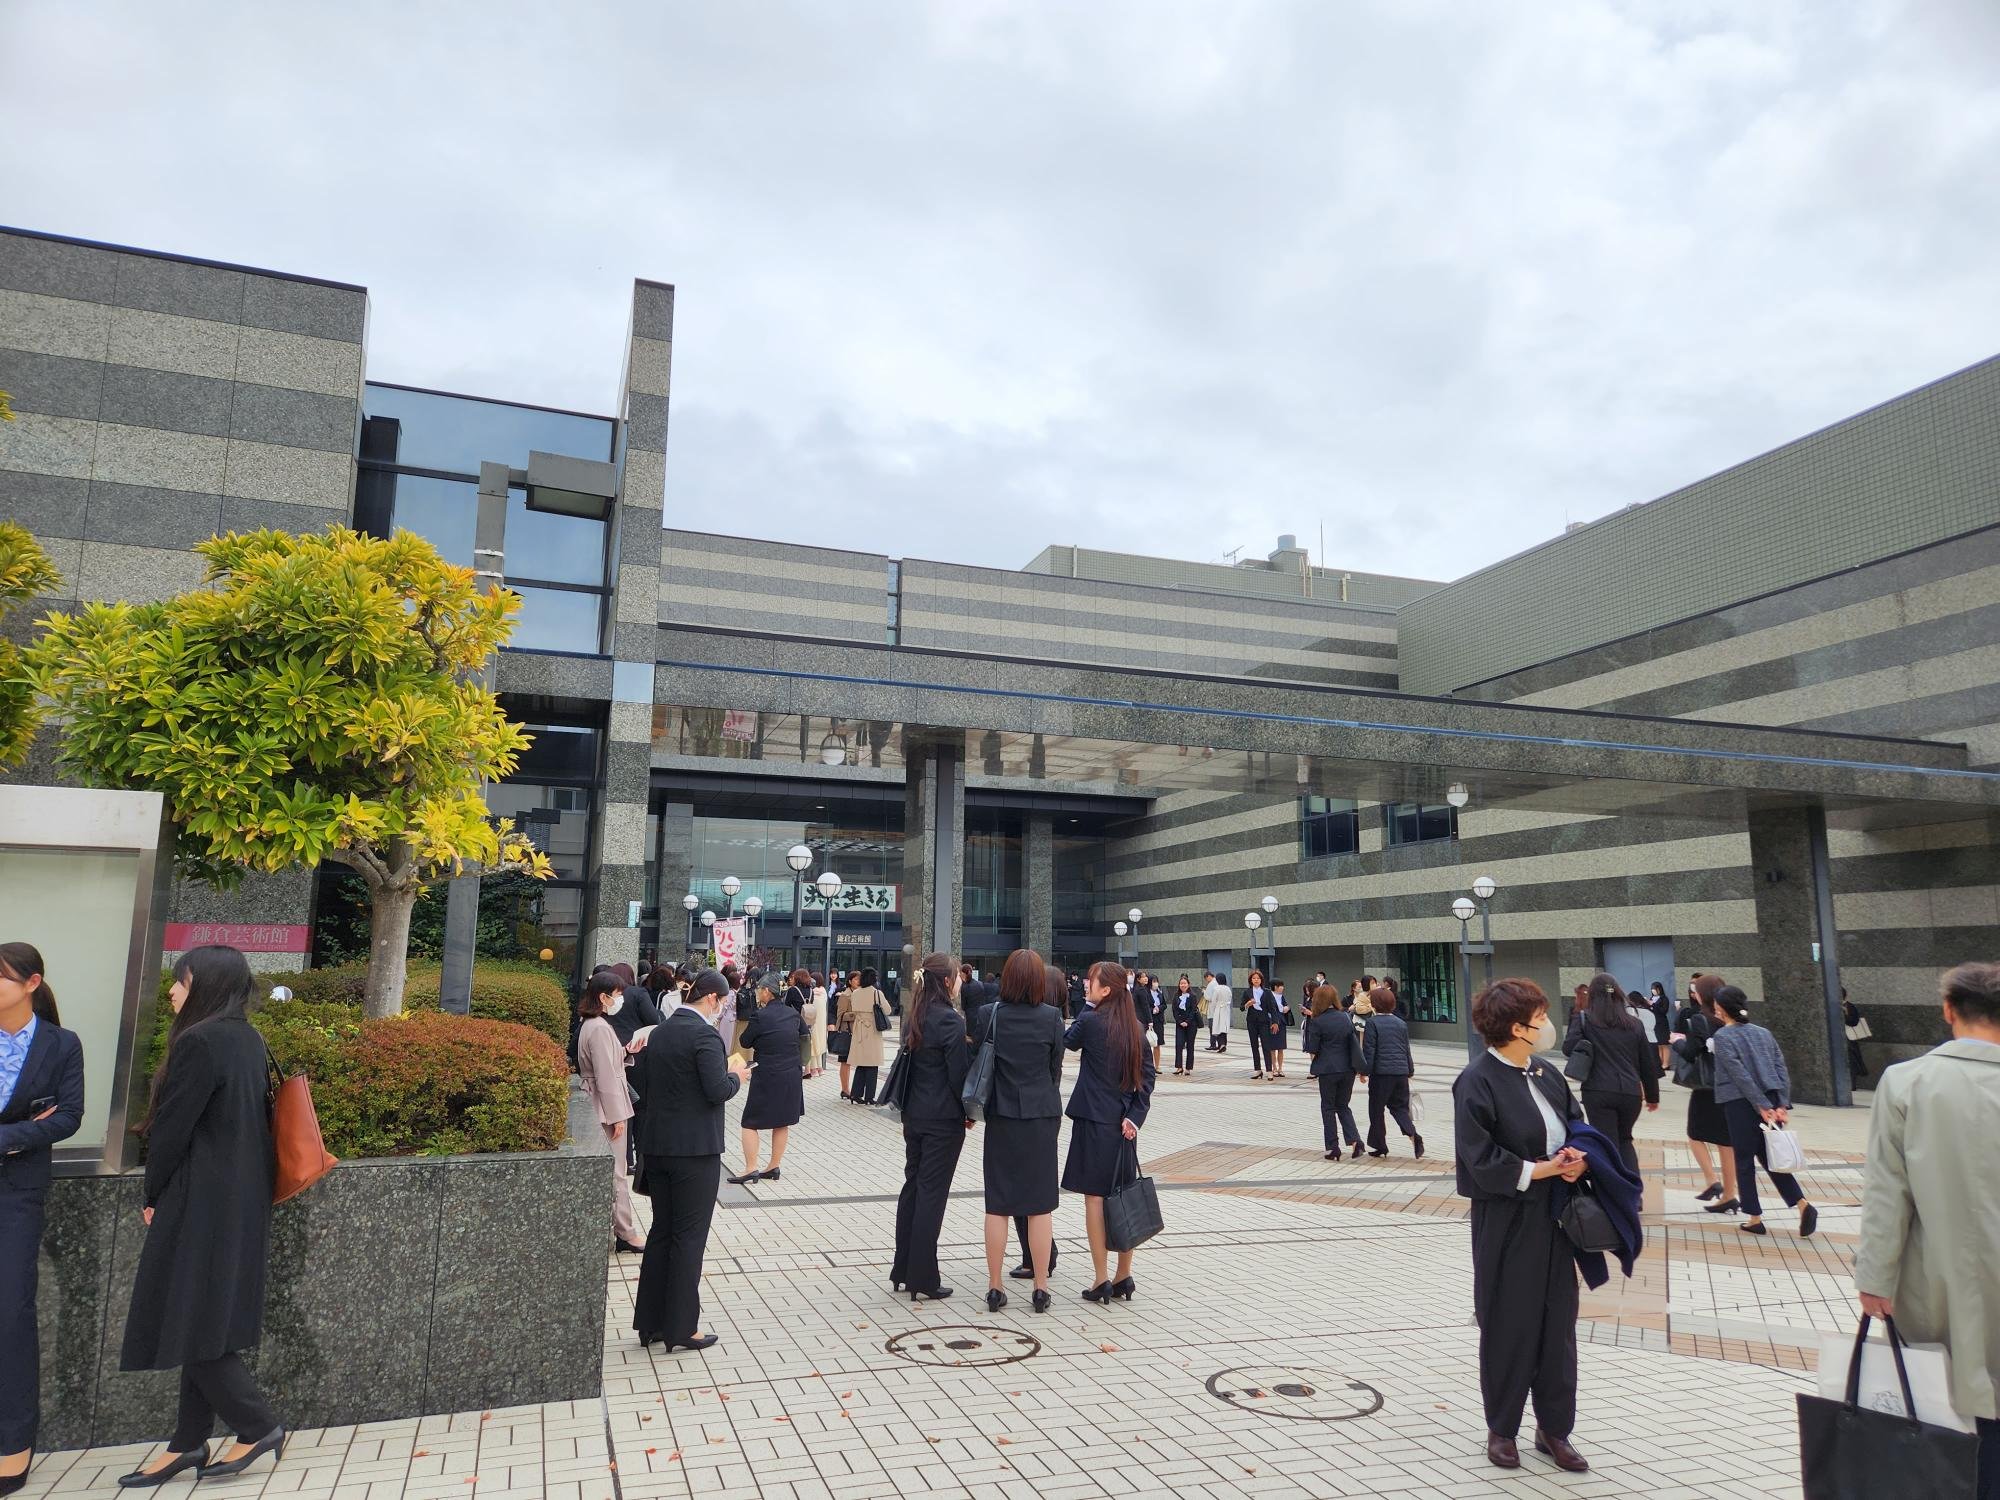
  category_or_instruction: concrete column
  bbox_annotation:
[1024,813,1054,956]
[900,735,964,961]
[1361,943,1392,983]
[1748,804,1850,1106]
[657,799,693,959]
[932,744,965,961]
[902,746,935,960]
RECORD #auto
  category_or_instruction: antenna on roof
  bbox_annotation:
[1222,545,1244,565]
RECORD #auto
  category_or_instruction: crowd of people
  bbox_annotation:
[1,931,1994,1493]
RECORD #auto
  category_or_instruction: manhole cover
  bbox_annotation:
[1205,1365,1384,1421]
[884,1325,1041,1367]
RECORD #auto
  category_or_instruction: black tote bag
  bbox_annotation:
[1797,1315,1977,1500]
[1103,1138,1163,1252]
[961,1003,999,1121]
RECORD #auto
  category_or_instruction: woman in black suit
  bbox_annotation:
[1302,985,1362,1159]
[1170,974,1201,1076]
[0,942,84,1495]
[1561,973,1660,1173]
[889,953,971,1302]
[1063,961,1156,1304]
[118,945,284,1487]
[971,949,1066,1312]
[731,976,804,1184]
[1452,977,1591,1475]
[1267,979,1292,1077]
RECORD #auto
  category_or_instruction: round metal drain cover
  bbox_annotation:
[1205,1365,1383,1421]
[885,1324,1041,1367]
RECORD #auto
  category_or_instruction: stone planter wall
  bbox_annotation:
[39,1085,611,1450]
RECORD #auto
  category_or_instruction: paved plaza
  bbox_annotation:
[25,1034,1871,1500]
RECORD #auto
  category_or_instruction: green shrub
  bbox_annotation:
[256,958,571,1048]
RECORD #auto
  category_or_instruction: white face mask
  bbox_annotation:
[1531,1016,1556,1050]
[604,993,625,1016]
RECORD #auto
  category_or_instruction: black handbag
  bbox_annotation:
[1103,1139,1163,1252]
[962,1003,999,1121]
[1563,1016,1595,1085]
[827,1027,851,1060]
[1797,1316,1977,1500]
[875,1051,912,1124]
[1559,1180,1621,1254]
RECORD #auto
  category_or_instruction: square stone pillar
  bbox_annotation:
[1025,813,1055,956]
[901,736,964,961]
[1747,804,1849,1106]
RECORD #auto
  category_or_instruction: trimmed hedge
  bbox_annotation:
[259,959,570,1048]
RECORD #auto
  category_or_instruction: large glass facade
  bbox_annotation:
[1391,941,1459,1026]
[353,383,616,656]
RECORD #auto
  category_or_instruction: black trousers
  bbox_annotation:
[892,1120,965,1294]
[1366,1074,1417,1151]
[1174,1026,1198,1072]
[1246,1022,1266,1072]
[1846,1039,1870,1080]
[0,1182,47,1452]
[1470,1188,1578,1439]
[1721,1098,1804,1219]
[1317,1073,1359,1150]
[1979,1417,1999,1500]
[1582,1092,1642,1174]
[1013,1214,1056,1270]
[633,1154,722,1345]
[170,1353,278,1453]
[850,1065,880,1103]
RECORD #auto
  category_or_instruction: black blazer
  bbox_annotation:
[1063,1005,1156,1128]
[1302,1009,1358,1077]
[0,1017,85,1189]
[739,1000,803,1068]
[1244,987,1274,1030]
[1170,988,1202,1029]
[1563,1011,1661,1104]
[1451,1049,1582,1202]
[969,1000,1065,1119]
[902,1002,972,1123]
[633,1010,740,1157]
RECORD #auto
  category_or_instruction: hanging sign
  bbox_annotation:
[803,883,900,913]
[712,916,748,970]
[721,710,759,743]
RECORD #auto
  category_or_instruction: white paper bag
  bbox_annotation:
[1409,1091,1425,1127]
[1817,1332,1974,1434]
[1762,1125,1806,1173]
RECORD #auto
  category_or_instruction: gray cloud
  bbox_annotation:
[3,0,1996,582]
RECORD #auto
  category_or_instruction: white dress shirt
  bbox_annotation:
[1488,1047,1568,1193]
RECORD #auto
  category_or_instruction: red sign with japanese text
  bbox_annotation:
[164,923,311,954]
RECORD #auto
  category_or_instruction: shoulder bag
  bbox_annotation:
[875,1047,914,1124]
[1672,1021,1717,1089]
[962,1002,1000,1121]
[265,1050,338,1204]
[1563,1018,1596,1086]
[828,1004,852,1059]
[1559,1179,1620,1254]
[1796,1315,1977,1499]
[872,993,891,1031]
[1104,1137,1163,1251]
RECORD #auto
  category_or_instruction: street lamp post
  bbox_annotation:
[1127,908,1143,966]
[786,844,814,972]
[1451,874,1500,1062]
[682,892,699,953]
[700,908,716,964]
[1244,910,1272,978]
[742,895,763,957]
[720,874,741,921]
[816,870,843,981]
[1113,920,1130,967]
[1259,894,1279,979]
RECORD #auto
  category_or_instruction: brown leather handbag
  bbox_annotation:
[266,1052,338,1203]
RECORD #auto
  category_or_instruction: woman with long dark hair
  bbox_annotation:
[889,953,971,1301]
[1171,974,1200,1076]
[1674,974,1740,1211]
[1063,961,1156,1303]
[118,945,284,1486]
[0,942,84,1495]
[1561,973,1660,1173]
[970,949,1066,1311]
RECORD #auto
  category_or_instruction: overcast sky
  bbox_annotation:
[5,1,1997,583]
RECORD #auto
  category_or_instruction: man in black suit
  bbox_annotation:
[630,970,749,1353]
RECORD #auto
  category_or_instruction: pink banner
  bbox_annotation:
[712,917,747,970]
[165,922,311,954]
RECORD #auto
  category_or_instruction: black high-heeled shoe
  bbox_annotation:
[1739,1221,1768,1236]
[1031,1289,1052,1313]
[1703,1197,1741,1215]
[759,1167,781,1182]
[1110,1276,1135,1301]
[910,1285,954,1302]
[0,1451,33,1496]
[198,1427,285,1480]
[1696,1181,1724,1202]
[118,1445,208,1488]
[1080,1282,1113,1303]
[986,1288,1007,1311]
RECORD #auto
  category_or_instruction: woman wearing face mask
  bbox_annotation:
[0,942,84,1496]
[576,975,643,1254]
[1453,977,1591,1475]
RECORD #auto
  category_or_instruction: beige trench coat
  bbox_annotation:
[837,986,891,1066]
[1856,1038,2000,1422]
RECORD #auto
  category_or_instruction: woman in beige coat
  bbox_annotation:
[575,975,642,1254]
[838,967,893,1103]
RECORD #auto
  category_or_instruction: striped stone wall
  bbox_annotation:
[0,227,370,969]
[659,530,890,644]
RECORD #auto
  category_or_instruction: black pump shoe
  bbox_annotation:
[910,1285,953,1302]
[198,1428,284,1479]
[1008,1263,1034,1280]
[0,1451,33,1496]
[118,1446,208,1487]
[726,1168,762,1185]
[1110,1276,1135,1301]
[986,1288,1008,1311]
[1799,1204,1819,1237]
[1703,1197,1741,1215]
[1739,1220,1769,1236]
[1696,1181,1724,1202]
[1031,1289,1052,1313]
[1080,1281,1113,1303]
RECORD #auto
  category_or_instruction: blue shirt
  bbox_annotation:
[0,1012,38,1110]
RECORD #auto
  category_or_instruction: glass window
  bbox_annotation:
[1385,801,1458,847]
[486,782,593,880]
[362,384,614,474]
[1390,942,1459,1025]
[379,473,477,567]
[513,722,600,781]
[505,488,608,586]
[1300,796,1359,859]
[508,586,603,654]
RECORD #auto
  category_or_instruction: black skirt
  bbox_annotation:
[1061,1117,1132,1198]
[983,1114,1059,1216]
[1685,1086,1730,1146]
[741,1064,804,1130]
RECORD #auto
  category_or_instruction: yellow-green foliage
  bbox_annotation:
[0,521,61,768]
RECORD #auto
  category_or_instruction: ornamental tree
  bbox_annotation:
[24,526,553,1018]
[0,521,62,768]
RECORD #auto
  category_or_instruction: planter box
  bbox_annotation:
[39,1086,611,1450]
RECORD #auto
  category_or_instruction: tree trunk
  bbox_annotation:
[364,882,420,1019]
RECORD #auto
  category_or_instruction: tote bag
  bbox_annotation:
[961,1003,999,1121]
[1797,1315,1977,1499]
[266,1053,338,1204]
[1104,1139,1163,1252]
[1763,1125,1807,1174]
